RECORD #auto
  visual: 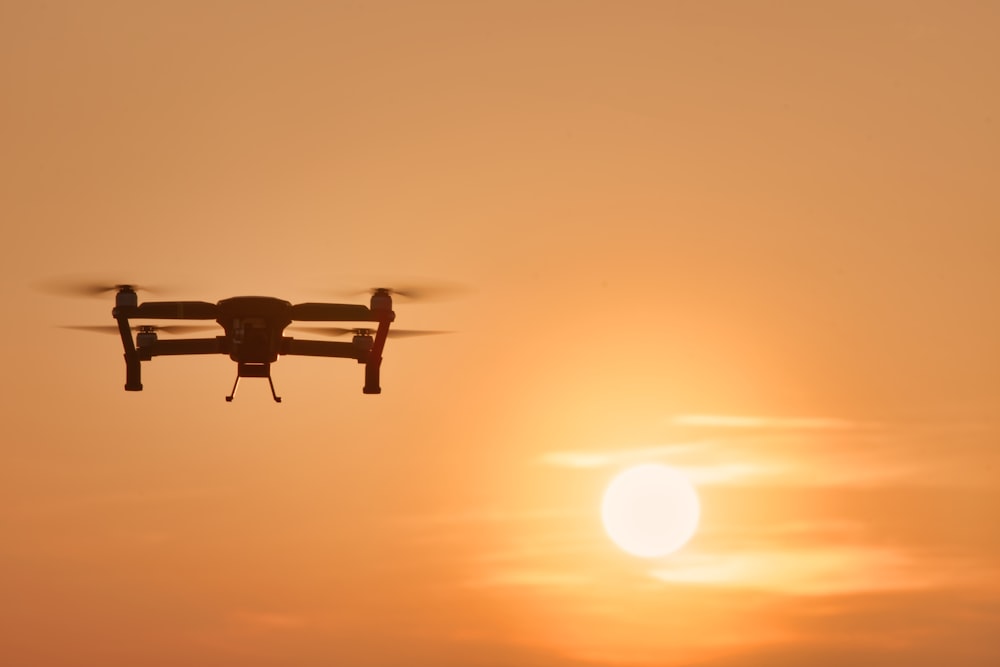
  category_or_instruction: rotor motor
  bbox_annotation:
[136,326,158,349]
[115,286,138,308]
[352,330,374,361]
[370,289,393,312]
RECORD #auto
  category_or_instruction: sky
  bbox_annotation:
[1,1,998,665]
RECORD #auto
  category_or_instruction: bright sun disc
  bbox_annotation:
[601,464,701,558]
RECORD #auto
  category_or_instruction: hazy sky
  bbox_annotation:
[2,2,998,665]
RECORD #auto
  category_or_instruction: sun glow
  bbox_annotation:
[601,464,701,558]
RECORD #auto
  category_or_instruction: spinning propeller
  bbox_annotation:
[37,278,163,297]
[60,324,219,335]
[335,282,466,302]
[296,326,452,339]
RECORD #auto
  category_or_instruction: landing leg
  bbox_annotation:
[268,375,282,403]
[124,353,143,391]
[363,359,381,394]
[225,374,240,402]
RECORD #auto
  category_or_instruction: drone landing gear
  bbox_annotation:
[226,363,281,403]
[124,353,143,391]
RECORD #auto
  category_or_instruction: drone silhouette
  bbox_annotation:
[55,283,451,402]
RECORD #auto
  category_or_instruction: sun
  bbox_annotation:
[601,463,701,558]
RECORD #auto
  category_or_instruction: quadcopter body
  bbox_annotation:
[106,287,402,402]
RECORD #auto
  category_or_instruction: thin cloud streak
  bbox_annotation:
[672,415,866,430]
[539,442,707,470]
[539,438,871,487]
[651,546,931,596]
[541,417,998,487]
[452,515,973,598]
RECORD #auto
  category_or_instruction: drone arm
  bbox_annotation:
[138,337,224,360]
[133,301,219,319]
[290,303,377,322]
[281,338,362,360]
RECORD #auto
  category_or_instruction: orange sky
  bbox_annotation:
[1,1,998,665]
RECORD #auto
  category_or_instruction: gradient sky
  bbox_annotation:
[2,1,998,665]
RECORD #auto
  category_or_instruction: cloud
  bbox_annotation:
[661,513,999,596]
[541,414,1000,488]
[650,546,929,596]
[538,439,829,486]
[693,589,1000,667]
[671,415,866,430]
[539,442,705,469]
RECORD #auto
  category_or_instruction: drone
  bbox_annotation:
[58,284,449,402]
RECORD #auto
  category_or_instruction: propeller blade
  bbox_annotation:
[386,329,453,338]
[332,282,467,302]
[60,324,218,335]
[147,324,219,335]
[37,278,163,298]
[295,327,453,339]
[290,303,372,321]
[386,285,464,301]
[59,325,121,335]
[299,326,356,337]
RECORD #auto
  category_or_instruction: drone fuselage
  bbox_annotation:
[110,289,395,401]
[216,297,293,364]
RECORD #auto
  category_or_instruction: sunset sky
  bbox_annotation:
[2,1,998,665]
